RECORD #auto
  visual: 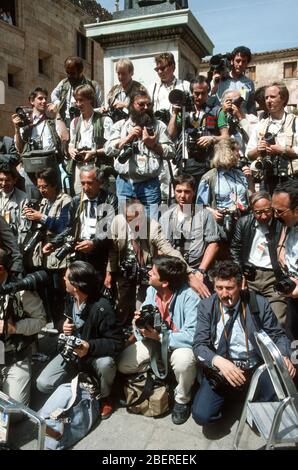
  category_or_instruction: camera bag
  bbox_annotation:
[21,149,57,173]
[39,373,100,450]
[123,370,169,417]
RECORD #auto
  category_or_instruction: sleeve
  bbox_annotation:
[51,80,64,105]
[104,120,124,157]
[0,216,23,273]
[217,109,228,129]
[245,124,260,157]
[15,291,46,336]
[230,218,244,266]
[69,118,78,145]
[196,179,210,206]
[168,291,200,349]
[156,121,175,160]
[203,209,221,243]
[192,299,217,367]
[45,200,71,234]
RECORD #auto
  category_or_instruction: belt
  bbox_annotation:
[254,266,273,272]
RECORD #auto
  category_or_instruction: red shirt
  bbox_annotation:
[155,293,178,332]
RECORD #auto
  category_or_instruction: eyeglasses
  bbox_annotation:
[135,101,151,108]
[37,184,49,190]
[154,65,168,72]
[273,207,291,217]
[253,208,273,216]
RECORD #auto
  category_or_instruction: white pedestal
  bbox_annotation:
[85,9,213,99]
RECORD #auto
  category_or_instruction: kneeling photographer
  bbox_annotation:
[36,261,124,420]
[192,261,295,426]
[0,249,46,406]
[168,76,229,186]
[118,255,200,425]
[246,82,298,194]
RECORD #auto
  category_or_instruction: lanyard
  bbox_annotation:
[219,301,249,357]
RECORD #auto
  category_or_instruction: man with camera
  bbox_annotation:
[210,46,256,115]
[68,84,112,195]
[191,260,295,426]
[230,191,287,327]
[168,76,229,185]
[160,174,220,298]
[272,180,298,339]
[118,255,199,425]
[49,56,103,131]
[12,87,61,198]
[0,162,26,237]
[36,261,123,419]
[43,165,117,278]
[105,89,175,218]
[246,82,298,193]
[0,248,46,406]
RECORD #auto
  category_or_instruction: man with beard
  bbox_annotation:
[105,89,175,219]
[49,56,103,130]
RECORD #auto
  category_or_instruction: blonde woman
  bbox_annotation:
[196,138,254,239]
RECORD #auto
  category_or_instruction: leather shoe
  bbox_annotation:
[100,398,114,420]
[171,402,190,425]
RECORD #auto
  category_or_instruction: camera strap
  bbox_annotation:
[265,228,284,281]
[149,323,169,380]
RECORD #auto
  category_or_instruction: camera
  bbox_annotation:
[108,107,128,123]
[236,156,249,171]
[135,304,163,332]
[69,106,80,120]
[274,276,296,295]
[185,127,209,160]
[0,270,49,296]
[242,263,257,281]
[22,199,46,253]
[255,156,273,172]
[118,141,139,164]
[58,333,82,363]
[220,209,238,236]
[15,107,31,127]
[264,132,276,146]
[154,109,171,125]
[168,89,194,113]
[55,235,76,261]
[75,147,91,163]
[145,126,155,137]
[26,199,40,210]
[232,96,244,108]
[120,253,149,286]
[208,53,232,81]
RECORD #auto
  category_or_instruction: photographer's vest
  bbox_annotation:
[0,290,35,364]
[257,112,298,174]
[58,77,96,121]
[21,118,62,163]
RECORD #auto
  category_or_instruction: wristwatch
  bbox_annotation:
[191,268,206,275]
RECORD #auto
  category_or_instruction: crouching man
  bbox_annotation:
[36,261,124,419]
[118,255,200,425]
[0,249,46,406]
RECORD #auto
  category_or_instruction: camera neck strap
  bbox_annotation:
[218,301,249,358]
[265,229,284,280]
[149,322,169,380]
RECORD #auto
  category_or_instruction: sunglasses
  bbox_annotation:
[154,65,169,72]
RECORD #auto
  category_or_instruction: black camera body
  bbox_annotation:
[75,147,91,162]
[15,107,31,127]
[242,263,257,281]
[55,235,77,261]
[26,199,40,210]
[168,89,194,113]
[209,53,232,80]
[220,209,238,236]
[154,109,171,125]
[186,127,209,160]
[118,141,139,164]
[108,107,128,123]
[264,132,276,146]
[0,270,48,296]
[236,156,249,171]
[69,106,81,120]
[58,333,82,363]
[274,276,296,295]
[135,304,163,332]
[120,254,149,286]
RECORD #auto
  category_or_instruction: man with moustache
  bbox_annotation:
[105,89,175,218]
[191,260,295,426]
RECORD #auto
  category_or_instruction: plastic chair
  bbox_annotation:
[234,330,298,450]
[0,391,46,450]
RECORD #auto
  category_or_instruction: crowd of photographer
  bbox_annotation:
[0,43,298,437]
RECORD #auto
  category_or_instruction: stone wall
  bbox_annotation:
[0,0,105,136]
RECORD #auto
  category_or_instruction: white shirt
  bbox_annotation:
[148,77,190,112]
[248,222,272,269]
[285,225,298,276]
[20,114,56,151]
[80,194,97,240]
[70,113,95,150]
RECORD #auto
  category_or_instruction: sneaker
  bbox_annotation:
[100,397,114,420]
[171,402,190,425]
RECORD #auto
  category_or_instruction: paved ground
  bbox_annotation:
[4,331,295,451]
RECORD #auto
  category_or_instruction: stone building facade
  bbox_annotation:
[0,0,110,136]
[199,47,298,111]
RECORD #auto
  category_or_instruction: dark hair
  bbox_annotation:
[37,167,60,190]
[0,162,19,179]
[190,75,209,93]
[129,89,151,107]
[74,84,95,107]
[231,46,252,63]
[64,56,84,73]
[274,180,298,210]
[28,87,48,103]
[210,260,242,285]
[153,255,187,292]
[254,86,266,106]
[67,261,101,300]
[155,52,175,67]
[174,174,196,192]
[250,191,271,207]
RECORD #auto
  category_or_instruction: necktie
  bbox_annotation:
[89,200,96,218]
[216,306,238,358]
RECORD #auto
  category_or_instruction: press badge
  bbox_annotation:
[136,154,147,174]
[255,242,266,261]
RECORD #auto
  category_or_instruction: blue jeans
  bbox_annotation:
[192,370,276,425]
[116,175,161,220]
